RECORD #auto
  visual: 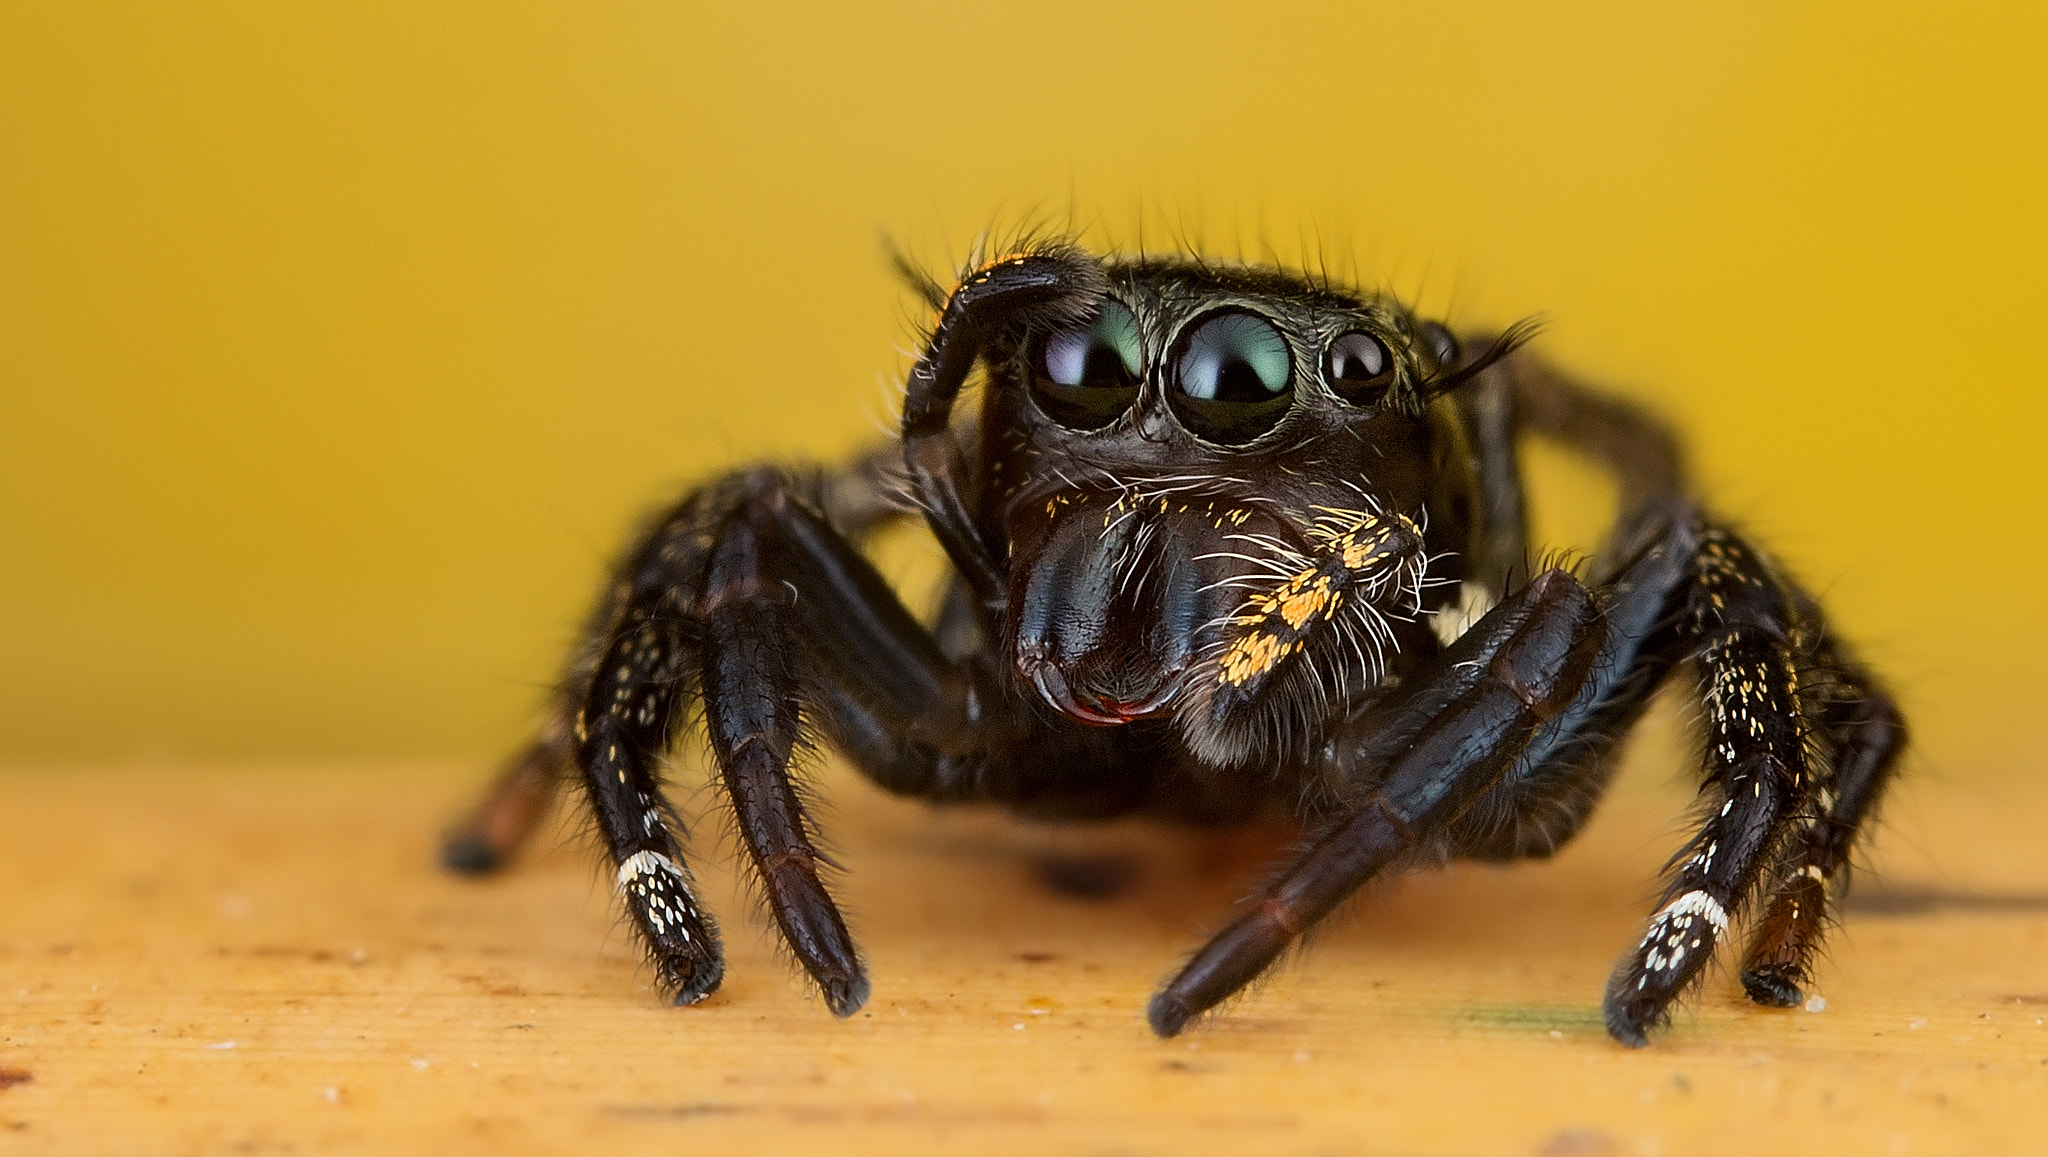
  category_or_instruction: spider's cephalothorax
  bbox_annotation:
[445,241,1903,1047]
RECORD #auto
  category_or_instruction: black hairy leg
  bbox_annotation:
[440,443,914,878]
[1149,568,1607,1036]
[569,466,961,1014]
[1596,522,1896,1045]
[1447,360,1900,1042]
[446,471,846,1009]
[1380,499,1897,1045]
[1735,622,1906,1008]
[440,587,726,1008]
[679,467,1130,1010]
[1433,500,1691,863]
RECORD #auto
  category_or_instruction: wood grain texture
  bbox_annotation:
[3,722,2044,1155]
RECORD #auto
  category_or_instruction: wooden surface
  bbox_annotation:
[4,724,2046,1156]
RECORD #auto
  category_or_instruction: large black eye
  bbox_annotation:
[1029,300,1143,430]
[1169,310,1294,444]
[1325,330,1395,406]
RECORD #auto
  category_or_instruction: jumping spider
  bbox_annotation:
[444,240,1903,1046]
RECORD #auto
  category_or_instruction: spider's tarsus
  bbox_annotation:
[439,831,504,876]
[1739,968,1804,1008]
[821,971,871,1018]
[1601,994,1658,1048]
[666,956,726,1008]
[1145,992,1194,1038]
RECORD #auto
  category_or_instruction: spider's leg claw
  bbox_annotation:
[1739,967,1804,1008]
[662,949,725,1007]
[790,924,869,1017]
[820,969,871,1018]
[1601,994,1658,1049]
[1146,991,1195,1039]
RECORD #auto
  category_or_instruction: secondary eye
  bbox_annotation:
[1029,300,1143,429]
[1423,321,1460,369]
[1169,311,1294,444]
[1325,330,1395,406]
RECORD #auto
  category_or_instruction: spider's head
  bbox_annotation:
[901,246,1525,765]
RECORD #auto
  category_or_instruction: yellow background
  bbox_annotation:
[3,2,2043,774]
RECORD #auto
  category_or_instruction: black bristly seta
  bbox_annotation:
[444,237,1905,1048]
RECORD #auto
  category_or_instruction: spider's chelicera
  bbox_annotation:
[445,241,1903,1047]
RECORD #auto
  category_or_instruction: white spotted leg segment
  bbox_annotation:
[1602,525,1813,1046]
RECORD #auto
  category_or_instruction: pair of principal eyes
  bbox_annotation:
[1027,302,1401,444]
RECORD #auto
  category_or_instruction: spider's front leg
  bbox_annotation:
[606,466,1010,1014]
[444,486,738,1004]
[450,451,993,1011]
[1149,568,1608,1036]
[442,446,914,877]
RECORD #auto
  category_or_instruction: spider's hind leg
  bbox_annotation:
[1465,351,1904,1042]
[1735,629,1906,1008]
[1598,522,1899,1046]
[441,711,575,874]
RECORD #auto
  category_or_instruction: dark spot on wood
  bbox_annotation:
[603,1102,753,1120]
[1031,852,1140,900]
[1015,951,1059,964]
[1538,1128,1620,1156]
[216,946,338,963]
[455,974,526,997]
[0,1070,31,1093]
[1462,1004,1605,1034]
[1847,886,2048,917]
